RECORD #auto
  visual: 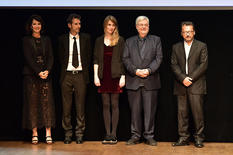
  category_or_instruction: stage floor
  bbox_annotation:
[0,141,233,155]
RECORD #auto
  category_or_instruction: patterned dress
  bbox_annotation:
[22,37,55,129]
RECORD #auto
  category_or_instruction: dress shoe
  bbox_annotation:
[64,137,72,144]
[110,135,118,145]
[126,138,140,145]
[145,138,157,146]
[172,139,189,146]
[194,140,204,148]
[102,135,112,144]
[76,137,83,144]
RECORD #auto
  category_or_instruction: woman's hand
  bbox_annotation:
[38,70,49,79]
[119,75,125,88]
[94,75,101,86]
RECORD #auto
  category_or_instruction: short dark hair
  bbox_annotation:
[66,13,81,24]
[181,21,195,31]
[25,14,45,35]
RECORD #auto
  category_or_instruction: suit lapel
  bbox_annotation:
[79,33,84,63]
[134,38,142,62]
[188,39,196,59]
[181,42,186,64]
[64,34,69,56]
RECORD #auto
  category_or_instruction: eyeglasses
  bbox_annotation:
[137,24,149,27]
[182,31,194,34]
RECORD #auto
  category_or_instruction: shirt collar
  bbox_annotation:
[70,33,79,39]
[137,35,147,41]
[184,40,193,46]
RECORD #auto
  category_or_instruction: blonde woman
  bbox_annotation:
[93,15,125,144]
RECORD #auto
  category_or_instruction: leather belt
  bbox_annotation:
[66,70,82,74]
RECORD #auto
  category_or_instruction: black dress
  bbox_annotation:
[22,36,55,129]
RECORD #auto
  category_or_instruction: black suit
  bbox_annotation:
[171,39,208,141]
[58,33,91,138]
[123,35,162,140]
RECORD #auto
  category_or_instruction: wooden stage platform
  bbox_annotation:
[0,141,233,155]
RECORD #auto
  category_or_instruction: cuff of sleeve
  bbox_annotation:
[147,68,152,74]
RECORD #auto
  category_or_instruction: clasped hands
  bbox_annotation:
[136,69,150,78]
[39,70,49,79]
[183,77,192,87]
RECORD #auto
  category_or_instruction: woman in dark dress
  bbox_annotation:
[93,15,125,144]
[22,15,55,144]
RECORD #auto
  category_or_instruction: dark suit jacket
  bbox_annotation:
[58,33,91,84]
[123,35,163,90]
[23,35,53,76]
[171,39,208,95]
[93,35,125,79]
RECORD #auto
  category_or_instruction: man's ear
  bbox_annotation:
[68,23,71,29]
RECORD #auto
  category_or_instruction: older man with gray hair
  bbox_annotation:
[123,16,163,146]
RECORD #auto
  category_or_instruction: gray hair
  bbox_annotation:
[135,16,149,25]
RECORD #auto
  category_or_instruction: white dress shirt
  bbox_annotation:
[184,41,193,74]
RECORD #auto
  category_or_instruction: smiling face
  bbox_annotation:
[181,25,195,44]
[31,19,42,34]
[136,19,149,38]
[105,20,116,35]
[68,18,81,35]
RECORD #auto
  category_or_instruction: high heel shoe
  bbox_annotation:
[46,136,53,144]
[32,136,38,144]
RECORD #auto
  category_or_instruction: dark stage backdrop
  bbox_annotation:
[0,9,233,142]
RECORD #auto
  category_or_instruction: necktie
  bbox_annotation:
[72,37,79,68]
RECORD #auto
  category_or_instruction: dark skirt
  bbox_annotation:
[22,75,55,129]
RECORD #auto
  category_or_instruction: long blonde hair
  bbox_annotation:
[103,15,119,46]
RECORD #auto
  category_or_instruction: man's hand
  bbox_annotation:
[136,69,150,78]
[183,77,192,87]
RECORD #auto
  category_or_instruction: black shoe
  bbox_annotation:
[102,135,112,144]
[172,139,189,146]
[145,138,157,146]
[126,138,140,145]
[64,137,72,144]
[76,137,83,144]
[110,135,118,144]
[194,140,204,148]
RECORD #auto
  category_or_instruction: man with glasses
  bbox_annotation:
[123,16,163,146]
[171,21,208,148]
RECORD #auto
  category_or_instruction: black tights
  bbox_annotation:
[101,93,119,137]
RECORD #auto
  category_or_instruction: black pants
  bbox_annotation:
[127,87,158,140]
[177,92,204,141]
[61,72,87,138]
